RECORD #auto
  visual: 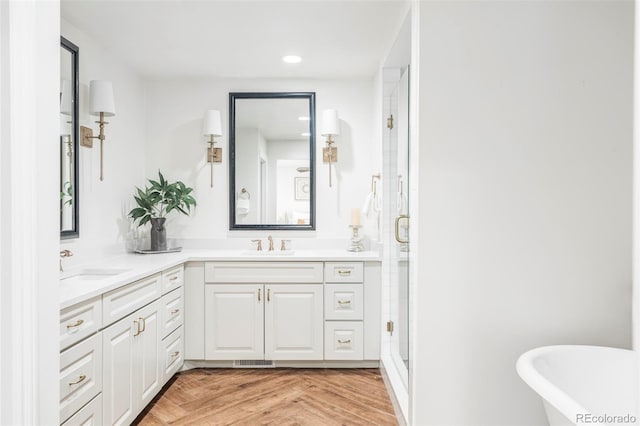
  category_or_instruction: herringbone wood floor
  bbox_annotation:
[133,368,398,426]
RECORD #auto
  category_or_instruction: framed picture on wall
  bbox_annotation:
[295,177,310,200]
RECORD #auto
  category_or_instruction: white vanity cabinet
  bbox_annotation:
[101,267,184,425]
[59,264,185,426]
[324,262,365,360]
[264,284,323,360]
[102,298,162,426]
[203,262,324,361]
[59,298,103,425]
[204,284,264,360]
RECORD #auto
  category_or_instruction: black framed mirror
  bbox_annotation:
[229,92,316,230]
[60,36,79,239]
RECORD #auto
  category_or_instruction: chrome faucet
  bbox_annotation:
[60,249,73,272]
[267,235,274,251]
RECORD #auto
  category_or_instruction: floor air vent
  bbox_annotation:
[233,360,275,368]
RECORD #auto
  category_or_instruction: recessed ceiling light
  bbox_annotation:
[283,55,302,64]
[298,116,310,121]
[301,132,311,137]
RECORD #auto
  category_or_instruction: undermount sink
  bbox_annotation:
[61,268,131,281]
[242,250,296,256]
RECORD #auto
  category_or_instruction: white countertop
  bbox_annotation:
[59,249,381,310]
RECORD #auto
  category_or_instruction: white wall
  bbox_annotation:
[60,19,146,265]
[634,0,640,354]
[412,1,633,425]
[143,77,380,244]
[1,1,60,423]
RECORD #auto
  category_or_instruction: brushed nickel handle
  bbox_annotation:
[66,319,84,329]
[169,276,179,281]
[251,239,263,251]
[337,270,352,276]
[267,288,271,302]
[337,300,351,305]
[258,288,261,302]
[139,317,146,333]
[68,375,86,386]
[133,320,141,336]
[171,309,180,315]
[395,214,409,244]
[338,339,351,344]
[171,351,180,359]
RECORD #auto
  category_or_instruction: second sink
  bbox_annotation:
[61,268,131,281]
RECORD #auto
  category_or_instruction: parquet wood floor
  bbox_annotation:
[133,368,398,426]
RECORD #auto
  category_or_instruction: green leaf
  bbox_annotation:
[129,172,197,227]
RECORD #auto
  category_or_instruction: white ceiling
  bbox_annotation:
[61,0,409,79]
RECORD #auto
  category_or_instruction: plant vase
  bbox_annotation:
[150,217,167,251]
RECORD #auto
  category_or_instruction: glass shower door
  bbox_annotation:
[385,66,410,386]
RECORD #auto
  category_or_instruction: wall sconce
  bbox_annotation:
[202,109,223,188]
[80,80,115,181]
[321,109,340,187]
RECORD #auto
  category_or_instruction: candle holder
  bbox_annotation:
[347,225,364,252]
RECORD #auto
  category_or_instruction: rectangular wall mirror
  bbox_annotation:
[229,92,316,230]
[60,36,80,239]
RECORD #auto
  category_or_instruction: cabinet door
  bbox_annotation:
[103,300,161,426]
[102,312,136,426]
[205,285,264,360]
[264,284,323,360]
[135,300,162,409]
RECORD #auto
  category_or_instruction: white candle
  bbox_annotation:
[351,208,361,227]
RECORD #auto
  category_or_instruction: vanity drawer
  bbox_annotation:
[324,262,363,283]
[161,287,184,338]
[162,326,184,384]
[324,321,363,360]
[162,265,184,294]
[324,284,363,320]
[205,262,323,283]
[60,332,102,424]
[60,296,102,351]
[61,393,102,426]
[102,273,161,326]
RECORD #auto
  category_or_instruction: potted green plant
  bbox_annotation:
[129,171,197,251]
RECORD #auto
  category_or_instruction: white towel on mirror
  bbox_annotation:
[237,198,250,215]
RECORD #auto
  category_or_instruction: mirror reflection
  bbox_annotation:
[230,93,315,230]
[60,37,79,239]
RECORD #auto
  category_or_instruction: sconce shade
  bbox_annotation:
[202,110,223,136]
[321,109,340,136]
[60,115,71,137]
[89,80,115,117]
[60,79,73,116]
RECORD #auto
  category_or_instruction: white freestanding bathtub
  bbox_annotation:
[517,345,638,426]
